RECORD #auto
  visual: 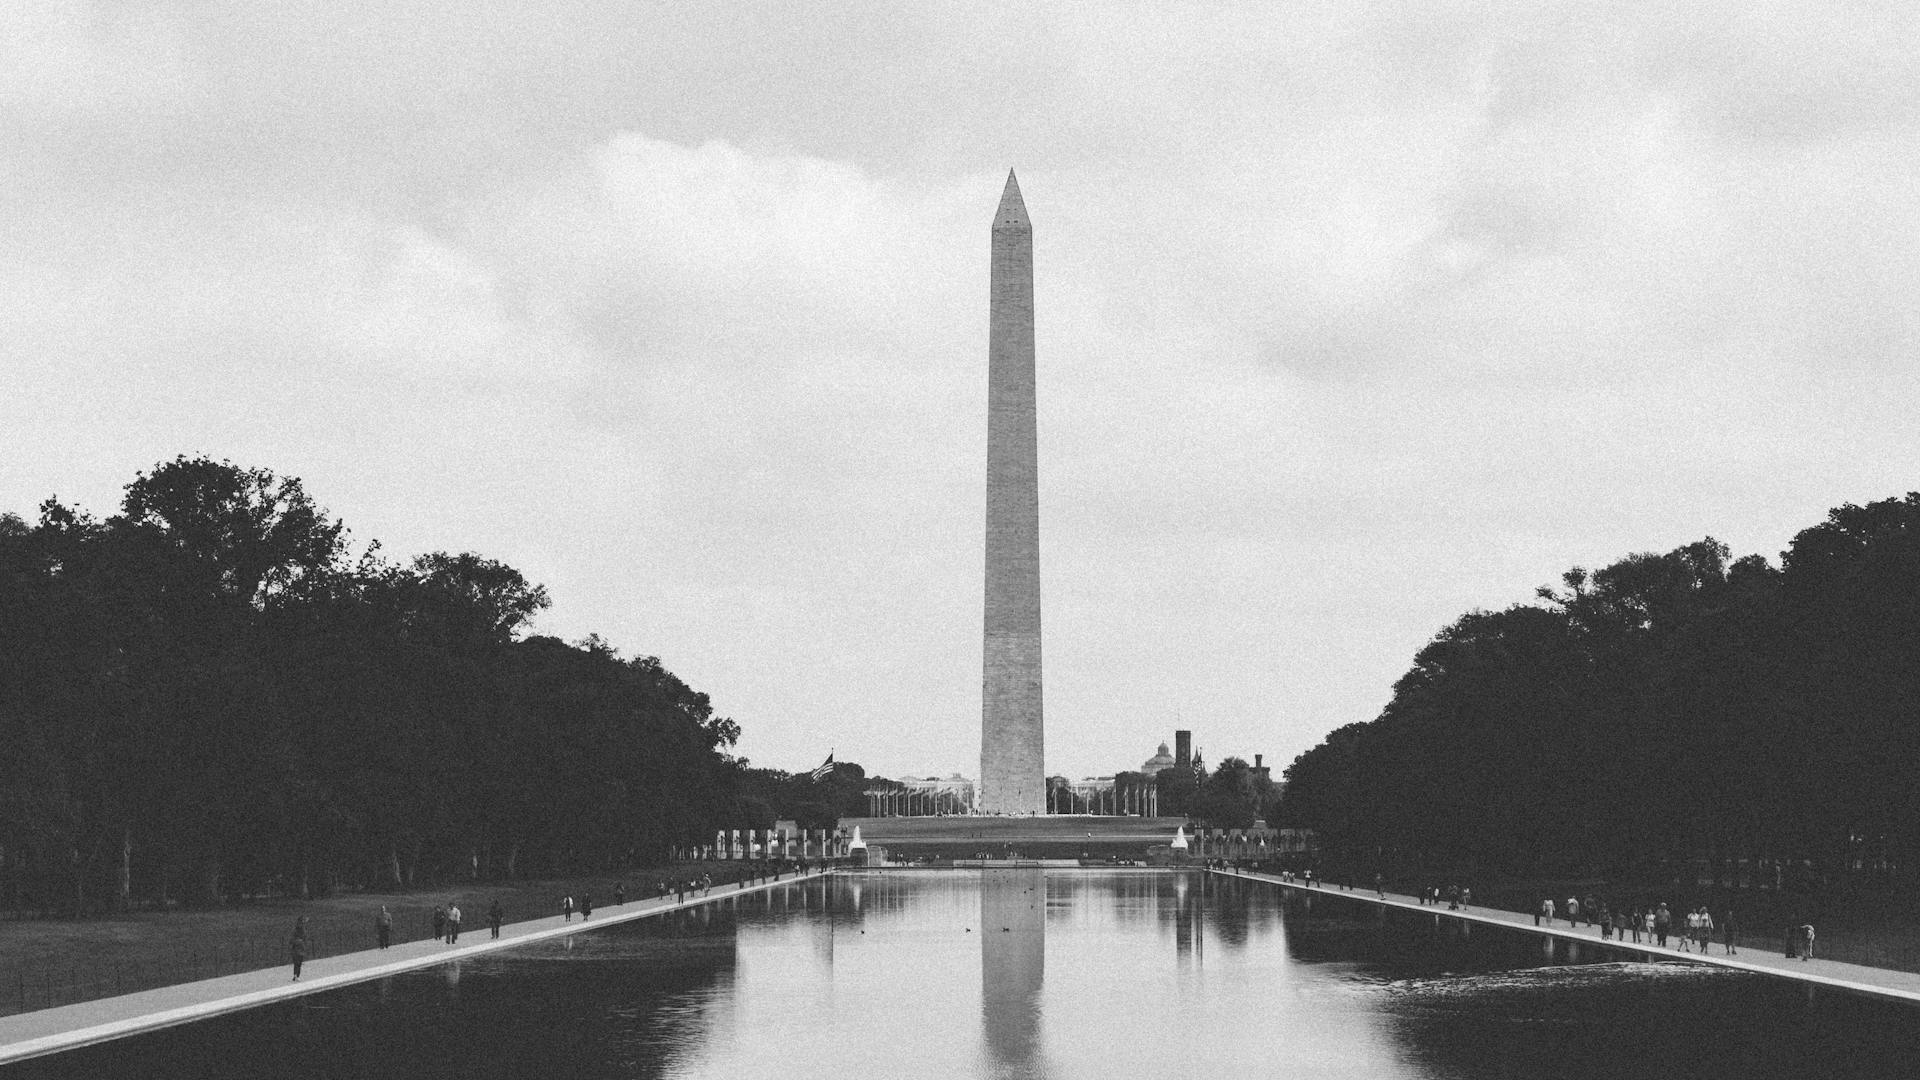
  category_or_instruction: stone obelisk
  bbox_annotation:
[980,170,1044,815]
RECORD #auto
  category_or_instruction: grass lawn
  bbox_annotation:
[0,862,769,1016]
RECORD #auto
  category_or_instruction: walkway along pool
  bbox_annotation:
[5,869,1918,1079]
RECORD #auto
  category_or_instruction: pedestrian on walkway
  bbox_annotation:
[376,905,392,949]
[615,882,626,906]
[433,905,446,942]
[1800,924,1815,960]
[1538,898,1552,926]
[562,895,574,922]
[1599,904,1612,939]
[1696,907,1713,953]
[702,873,712,896]
[290,917,308,981]
[447,903,462,944]
[1655,903,1671,947]
[580,892,592,920]
[1566,897,1579,927]
[1722,909,1736,955]
[1375,873,1385,898]
[1460,887,1471,910]
[1680,908,1697,952]
[1642,908,1654,944]
[489,899,503,939]
[1583,895,1598,928]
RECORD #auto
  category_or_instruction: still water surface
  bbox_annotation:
[10,870,1919,1079]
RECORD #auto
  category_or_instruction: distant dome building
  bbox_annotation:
[1141,742,1175,775]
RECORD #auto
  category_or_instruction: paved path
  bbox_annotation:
[0,869,832,1067]
[1211,867,1920,1005]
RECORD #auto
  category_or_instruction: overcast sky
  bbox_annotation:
[4,2,1917,782]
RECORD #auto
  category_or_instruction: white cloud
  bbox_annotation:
[4,0,1920,778]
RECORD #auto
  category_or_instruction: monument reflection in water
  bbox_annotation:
[979,871,1046,1078]
[18,870,1920,1080]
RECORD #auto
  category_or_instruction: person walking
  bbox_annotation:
[1642,908,1654,944]
[1722,909,1736,955]
[1566,897,1579,927]
[580,892,592,920]
[1375,872,1385,898]
[562,895,574,922]
[1583,895,1598,928]
[447,902,462,944]
[1460,887,1471,910]
[614,882,626,906]
[489,899,503,940]
[1800,923,1815,960]
[1696,907,1713,954]
[290,917,308,982]
[1655,903,1671,947]
[376,905,392,950]
[1680,908,1697,952]
[432,905,447,943]
[1538,898,1552,926]
[702,873,712,896]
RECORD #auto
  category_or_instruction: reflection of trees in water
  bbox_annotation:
[31,910,744,1080]
[1365,961,1920,1080]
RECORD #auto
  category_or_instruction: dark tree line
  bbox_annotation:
[0,457,750,914]
[1278,493,1920,895]
[731,762,869,829]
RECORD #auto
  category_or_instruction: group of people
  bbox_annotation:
[289,865,812,979]
[1416,884,1473,909]
[428,900,505,943]
[1535,896,1739,955]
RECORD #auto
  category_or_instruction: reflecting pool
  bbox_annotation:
[9,870,1919,1079]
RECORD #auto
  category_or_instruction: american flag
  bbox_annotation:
[808,752,836,781]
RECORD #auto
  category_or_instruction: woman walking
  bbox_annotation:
[290,917,308,982]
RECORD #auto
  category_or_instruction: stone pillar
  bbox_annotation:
[980,170,1045,815]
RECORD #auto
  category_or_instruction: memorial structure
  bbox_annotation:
[979,171,1045,814]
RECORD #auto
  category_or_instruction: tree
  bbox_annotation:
[1,459,760,913]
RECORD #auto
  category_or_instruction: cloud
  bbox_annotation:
[4,0,1920,778]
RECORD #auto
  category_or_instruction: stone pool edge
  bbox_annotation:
[1211,866,1920,1007]
[0,868,835,1067]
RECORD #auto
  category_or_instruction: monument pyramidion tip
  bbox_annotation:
[995,170,1029,230]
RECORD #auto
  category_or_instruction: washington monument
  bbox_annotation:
[979,170,1045,815]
